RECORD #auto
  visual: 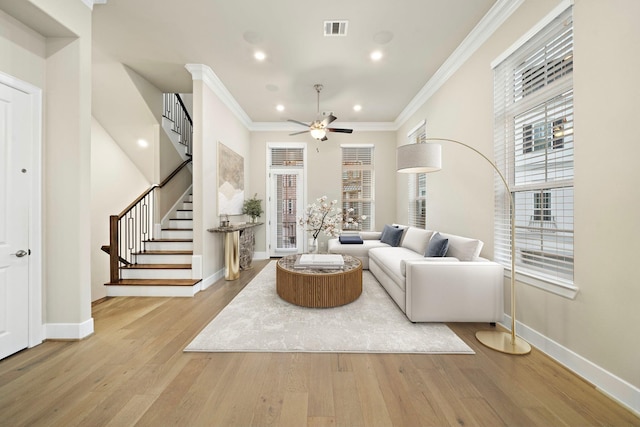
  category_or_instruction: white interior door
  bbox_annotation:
[0,82,31,360]
[268,169,304,257]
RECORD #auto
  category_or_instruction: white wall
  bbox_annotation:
[188,66,251,283]
[90,118,150,300]
[396,0,640,409]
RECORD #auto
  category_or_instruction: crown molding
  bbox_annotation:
[185,63,253,129]
[394,0,524,128]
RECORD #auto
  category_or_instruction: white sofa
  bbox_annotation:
[328,226,504,322]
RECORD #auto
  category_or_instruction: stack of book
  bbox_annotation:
[294,254,345,270]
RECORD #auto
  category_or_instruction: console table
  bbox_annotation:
[208,222,263,280]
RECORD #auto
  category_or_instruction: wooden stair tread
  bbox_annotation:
[143,239,193,243]
[122,264,191,269]
[132,250,193,255]
[105,279,201,287]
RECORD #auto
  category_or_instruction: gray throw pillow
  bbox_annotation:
[425,232,449,257]
[380,224,404,247]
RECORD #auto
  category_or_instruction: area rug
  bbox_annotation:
[185,261,474,354]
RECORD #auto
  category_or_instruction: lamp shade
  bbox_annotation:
[396,143,442,173]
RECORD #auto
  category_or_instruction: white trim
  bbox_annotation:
[505,270,579,300]
[200,268,225,291]
[406,119,426,138]
[106,285,202,298]
[45,318,94,340]
[500,315,640,417]
[185,64,252,129]
[395,0,525,128]
[491,0,574,68]
[0,71,45,348]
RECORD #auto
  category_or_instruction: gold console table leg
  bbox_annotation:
[224,230,240,280]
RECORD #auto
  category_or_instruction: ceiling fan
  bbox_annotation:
[288,84,353,141]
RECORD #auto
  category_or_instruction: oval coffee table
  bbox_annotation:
[276,254,362,308]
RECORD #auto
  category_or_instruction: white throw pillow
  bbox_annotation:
[440,233,483,261]
[401,227,434,255]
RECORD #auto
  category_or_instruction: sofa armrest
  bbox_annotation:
[403,260,504,322]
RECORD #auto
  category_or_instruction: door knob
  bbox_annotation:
[12,250,28,258]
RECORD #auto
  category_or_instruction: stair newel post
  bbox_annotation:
[109,215,120,282]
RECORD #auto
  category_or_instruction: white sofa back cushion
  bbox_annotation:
[440,232,484,261]
[401,227,434,255]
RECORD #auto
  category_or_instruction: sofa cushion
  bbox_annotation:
[425,232,449,257]
[440,232,484,261]
[380,224,404,247]
[401,227,434,255]
[369,246,421,290]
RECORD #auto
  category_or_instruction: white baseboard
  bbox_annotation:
[45,318,94,340]
[200,268,225,290]
[501,315,640,417]
[106,284,202,297]
[253,251,269,260]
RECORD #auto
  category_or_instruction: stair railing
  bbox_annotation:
[108,158,192,282]
[163,93,193,156]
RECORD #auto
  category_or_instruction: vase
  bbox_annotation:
[308,238,318,254]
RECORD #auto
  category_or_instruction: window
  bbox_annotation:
[407,120,427,228]
[341,145,374,231]
[269,146,305,252]
[493,6,574,290]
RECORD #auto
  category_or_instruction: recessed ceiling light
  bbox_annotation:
[276,104,285,112]
[353,105,362,112]
[370,50,383,61]
[137,139,148,148]
[254,51,266,61]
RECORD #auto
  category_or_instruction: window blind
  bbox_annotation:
[407,121,427,228]
[493,6,574,286]
[341,146,374,231]
[270,147,304,167]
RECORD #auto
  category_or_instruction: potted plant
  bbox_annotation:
[243,193,264,223]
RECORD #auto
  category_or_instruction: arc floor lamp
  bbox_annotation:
[397,138,531,355]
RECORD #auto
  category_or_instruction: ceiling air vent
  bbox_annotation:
[324,20,348,37]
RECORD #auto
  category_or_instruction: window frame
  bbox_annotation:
[341,144,374,231]
[493,4,577,299]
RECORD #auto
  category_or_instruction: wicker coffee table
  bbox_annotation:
[276,254,362,308]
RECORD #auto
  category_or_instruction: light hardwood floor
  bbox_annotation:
[0,260,638,426]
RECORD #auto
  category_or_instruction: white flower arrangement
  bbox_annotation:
[299,196,366,240]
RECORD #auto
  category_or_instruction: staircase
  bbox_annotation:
[104,93,200,297]
[105,193,201,297]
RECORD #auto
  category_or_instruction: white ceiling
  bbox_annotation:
[92,0,497,127]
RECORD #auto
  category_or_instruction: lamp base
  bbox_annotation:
[475,330,531,355]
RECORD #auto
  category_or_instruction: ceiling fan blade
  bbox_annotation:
[320,114,337,127]
[327,128,353,134]
[287,119,311,127]
[289,130,310,136]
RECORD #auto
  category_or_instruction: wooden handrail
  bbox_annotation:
[117,158,192,219]
[159,158,192,188]
[175,93,192,125]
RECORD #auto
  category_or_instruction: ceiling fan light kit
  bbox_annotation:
[288,84,353,141]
